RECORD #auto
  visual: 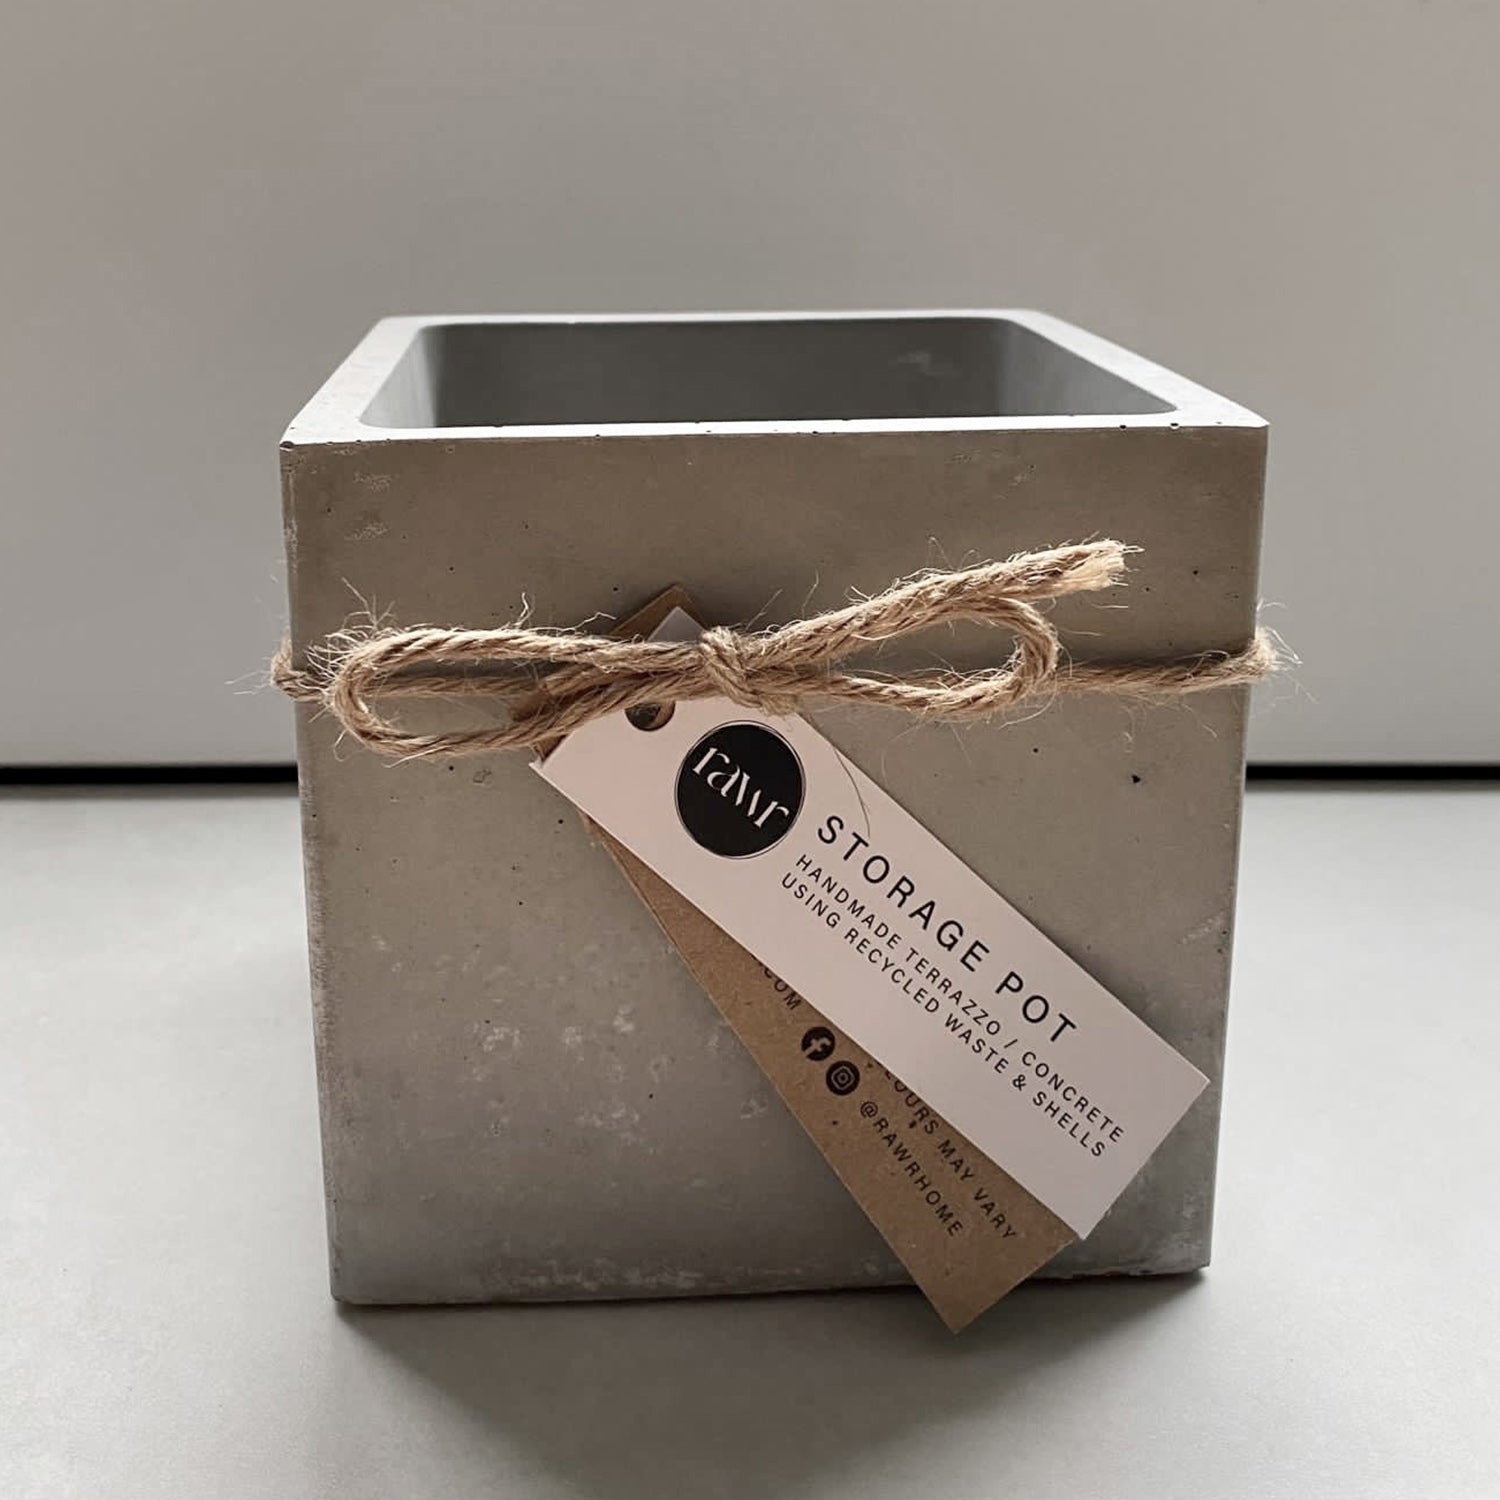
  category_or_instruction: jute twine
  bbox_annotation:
[271,540,1278,759]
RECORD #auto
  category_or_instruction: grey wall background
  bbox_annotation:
[2,1,1495,765]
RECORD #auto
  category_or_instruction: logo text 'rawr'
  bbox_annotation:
[675,721,805,859]
[690,744,794,829]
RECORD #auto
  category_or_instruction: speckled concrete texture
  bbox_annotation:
[280,312,1266,1302]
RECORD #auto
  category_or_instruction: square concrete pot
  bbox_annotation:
[280,311,1266,1303]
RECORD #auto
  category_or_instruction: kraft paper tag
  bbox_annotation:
[537,590,1206,1328]
[601,836,1075,1329]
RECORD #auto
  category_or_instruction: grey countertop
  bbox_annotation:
[3,782,1496,1500]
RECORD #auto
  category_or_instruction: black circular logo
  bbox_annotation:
[675,722,804,858]
[825,1060,861,1097]
[800,1026,836,1062]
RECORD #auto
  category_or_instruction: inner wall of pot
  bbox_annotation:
[362,317,1174,428]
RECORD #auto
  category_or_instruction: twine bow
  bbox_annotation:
[272,540,1278,758]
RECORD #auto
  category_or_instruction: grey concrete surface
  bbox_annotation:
[3,783,1498,1499]
[283,311,1265,1297]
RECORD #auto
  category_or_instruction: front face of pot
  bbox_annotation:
[281,312,1265,1304]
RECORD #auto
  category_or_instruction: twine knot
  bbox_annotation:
[697,626,781,711]
[272,540,1280,759]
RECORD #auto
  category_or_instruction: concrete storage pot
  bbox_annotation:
[280,311,1266,1303]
